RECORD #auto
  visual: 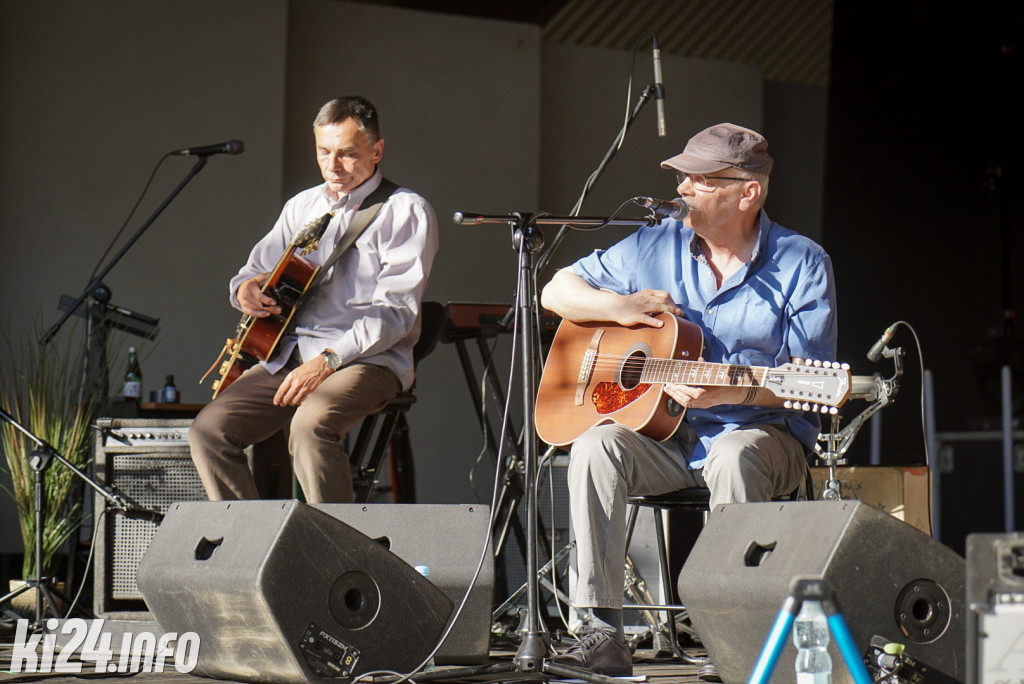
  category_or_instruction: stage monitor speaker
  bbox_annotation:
[966,532,1024,684]
[677,501,965,684]
[137,500,453,683]
[314,503,492,664]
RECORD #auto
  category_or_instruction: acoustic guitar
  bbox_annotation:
[534,313,851,446]
[201,212,334,398]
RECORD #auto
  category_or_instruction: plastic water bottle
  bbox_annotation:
[793,600,832,684]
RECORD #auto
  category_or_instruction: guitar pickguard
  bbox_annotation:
[592,381,652,414]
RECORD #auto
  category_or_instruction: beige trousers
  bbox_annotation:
[188,360,401,503]
[567,422,807,608]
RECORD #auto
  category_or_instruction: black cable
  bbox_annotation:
[88,153,174,282]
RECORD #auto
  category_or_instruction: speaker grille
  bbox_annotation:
[109,452,207,599]
[93,418,208,613]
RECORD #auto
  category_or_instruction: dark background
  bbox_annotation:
[824,1,1023,551]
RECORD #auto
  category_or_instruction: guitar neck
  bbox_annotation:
[640,358,768,388]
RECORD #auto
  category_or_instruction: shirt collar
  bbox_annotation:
[320,168,383,210]
[750,210,771,265]
[687,209,772,267]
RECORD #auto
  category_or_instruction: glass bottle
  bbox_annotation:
[123,347,142,400]
[162,374,178,403]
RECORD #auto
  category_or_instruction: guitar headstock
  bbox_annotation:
[291,211,335,255]
[764,358,851,415]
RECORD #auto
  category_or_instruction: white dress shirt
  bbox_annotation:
[229,170,439,390]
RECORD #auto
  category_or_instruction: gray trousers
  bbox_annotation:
[567,422,807,608]
[189,360,401,503]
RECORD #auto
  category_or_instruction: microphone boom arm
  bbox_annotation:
[534,83,660,275]
[43,155,209,345]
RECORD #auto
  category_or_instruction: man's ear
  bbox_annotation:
[372,137,384,165]
[738,179,762,211]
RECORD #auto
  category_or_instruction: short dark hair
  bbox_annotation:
[313,96,380,142]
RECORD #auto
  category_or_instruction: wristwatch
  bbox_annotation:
[320,349,342,371]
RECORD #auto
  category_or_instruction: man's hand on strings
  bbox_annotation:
[237,273,282,318]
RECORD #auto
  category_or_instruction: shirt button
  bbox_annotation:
[706,307,714,315]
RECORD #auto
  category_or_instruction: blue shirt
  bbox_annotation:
[572,211,837,467]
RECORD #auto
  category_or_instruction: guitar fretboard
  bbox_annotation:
[638,358,768,387]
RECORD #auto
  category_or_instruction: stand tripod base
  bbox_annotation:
[0,577,93,627]
[365,659,631,684]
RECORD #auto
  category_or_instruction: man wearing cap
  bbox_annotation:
[542,123,836,677]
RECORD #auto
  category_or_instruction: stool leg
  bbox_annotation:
[625,502,640,548]
[653,510,703,664]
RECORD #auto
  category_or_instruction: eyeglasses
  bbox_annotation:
[676,172,748,191]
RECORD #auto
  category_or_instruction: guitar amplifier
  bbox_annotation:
[93,418,210,616]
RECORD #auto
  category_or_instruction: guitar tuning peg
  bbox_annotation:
[801,402,811,411]
[840,363,850,370]
[792,357,804,365]
[784,400,793,409]
[829,407,839,415]
[819,404,830,414]
[813,359,823,367]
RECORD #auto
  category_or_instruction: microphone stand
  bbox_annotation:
[535,83,660,277]
[454,210,652,684]
[814,349,904,500]
[42,155,208,346]
[0,407,163,627]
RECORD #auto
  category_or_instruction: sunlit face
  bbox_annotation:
[675,172,751,231]
[315,118,384,198]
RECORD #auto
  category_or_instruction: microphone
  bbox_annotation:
[633,196,689,220]
[173,140,245,156]
[652,42,667,137]
[115,506,164,524]
[866,323,897,362]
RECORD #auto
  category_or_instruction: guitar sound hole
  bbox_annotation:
[618,350,647,390]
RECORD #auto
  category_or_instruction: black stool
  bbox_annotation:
[622,468,814,661]
[349,301,445,502]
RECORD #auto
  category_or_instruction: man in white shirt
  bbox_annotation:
[189,96,439,503]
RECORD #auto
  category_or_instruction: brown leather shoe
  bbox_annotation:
[551,630,633,676]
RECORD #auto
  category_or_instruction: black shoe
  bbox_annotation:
[551,630,633,676]
[698,657,721,682]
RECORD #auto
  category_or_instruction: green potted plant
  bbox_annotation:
[1,320,102,611]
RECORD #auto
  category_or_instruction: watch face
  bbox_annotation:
[324,352,342,370]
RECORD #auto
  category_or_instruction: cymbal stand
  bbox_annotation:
[454,209,652,682]
[814,348,904,499]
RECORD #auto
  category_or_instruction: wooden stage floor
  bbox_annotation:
[0,623,707,684]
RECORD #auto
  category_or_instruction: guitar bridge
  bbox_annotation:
[576,329,605,406]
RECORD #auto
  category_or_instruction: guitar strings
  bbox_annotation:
[580,353,846,390]
[582,353,769,383]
